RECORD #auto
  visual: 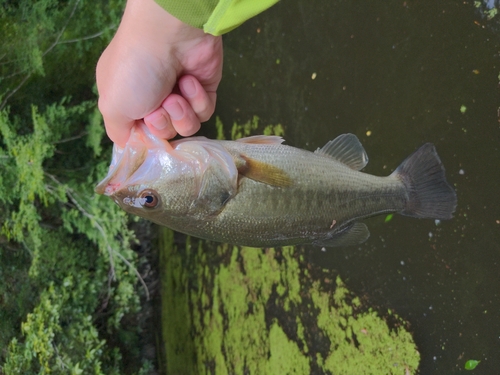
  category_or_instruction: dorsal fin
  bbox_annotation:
[238,155,293,187]
[235,135,285,145]
[314,133,368,170]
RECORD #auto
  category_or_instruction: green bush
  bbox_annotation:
[0,1,153,373]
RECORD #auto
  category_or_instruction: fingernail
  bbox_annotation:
[182,78,196,97]
[148,111,167,130]
[165,102,184,120]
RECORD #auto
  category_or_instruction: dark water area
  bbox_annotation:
[206,0,500,373]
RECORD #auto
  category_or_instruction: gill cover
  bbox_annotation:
[96,124,242,216]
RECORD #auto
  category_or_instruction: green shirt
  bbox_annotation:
[154,0,279,35]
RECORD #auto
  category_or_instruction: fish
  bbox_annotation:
[95,124,457,247]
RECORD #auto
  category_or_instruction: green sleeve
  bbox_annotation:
[154,0,279,36]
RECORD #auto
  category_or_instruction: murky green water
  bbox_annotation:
[204,1,499,373]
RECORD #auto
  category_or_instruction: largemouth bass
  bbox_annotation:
[95,124,457,247]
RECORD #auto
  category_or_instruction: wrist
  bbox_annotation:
[120,0,206,50]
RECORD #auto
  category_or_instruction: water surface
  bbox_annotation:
[206,1,500,373]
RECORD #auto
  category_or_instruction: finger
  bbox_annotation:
[178,75,216,122]
[162,93,201,136]
[143,107,178,140]
[103,121,133,148]
[98,97,134,148]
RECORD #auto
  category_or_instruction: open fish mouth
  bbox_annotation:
[95,144,147,195]
[95,124,172,195]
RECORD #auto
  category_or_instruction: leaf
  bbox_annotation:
[86,107,106,157]
[384,214,394,223]
[465,359,480,370]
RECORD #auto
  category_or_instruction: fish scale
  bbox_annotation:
[205,175,405,246]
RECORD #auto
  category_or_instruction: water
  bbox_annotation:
[207,1,500,373]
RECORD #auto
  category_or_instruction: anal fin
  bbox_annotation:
[313,222,370,247]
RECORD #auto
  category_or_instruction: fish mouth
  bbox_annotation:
[95,123,174,196]
[95,144,147,195]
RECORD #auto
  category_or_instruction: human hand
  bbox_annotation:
[96,0,223,147]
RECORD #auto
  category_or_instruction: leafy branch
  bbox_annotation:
[0,1,156,372]
[0,0,117,111]
[44,172,150,301]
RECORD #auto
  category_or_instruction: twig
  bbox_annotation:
[22,242,33,256]
[0,73,31,111]
[43,173,115,277]
[0,0,80,110]
[71,194,116,280]
[43,0,82,57]
[0,68,29,79]
[44,173,150,300]
[53,131,88,144]
[57,26,116,44]
[66,188,151,301]
[112,248,151,301]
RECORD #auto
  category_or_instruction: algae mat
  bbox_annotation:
[159,229,420,374]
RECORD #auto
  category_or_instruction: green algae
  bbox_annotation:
[214,115,285,141]
[160,232,420,374]
[159,229,195,375]
[312,277,419,374]
[266,320,311,374]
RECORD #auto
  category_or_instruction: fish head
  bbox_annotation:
[95,124,204,222]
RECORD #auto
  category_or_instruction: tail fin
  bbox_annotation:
[393,143,457,220]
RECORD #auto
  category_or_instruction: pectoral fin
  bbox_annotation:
[313,222,370,247]
[195,165,235,215]
[237,156,293,188]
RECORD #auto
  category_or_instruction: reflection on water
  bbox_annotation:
[206,0,500,373]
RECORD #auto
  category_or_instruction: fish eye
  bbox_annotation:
[139,190,160,209]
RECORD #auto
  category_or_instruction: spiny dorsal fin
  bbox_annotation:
[314,133,368,170]
[235,135,285,145]
[238,156,293,187]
